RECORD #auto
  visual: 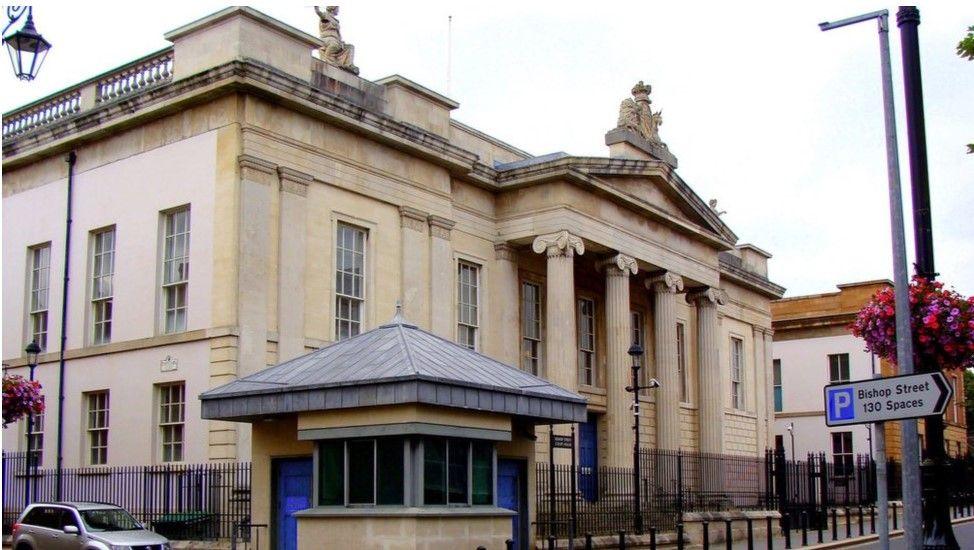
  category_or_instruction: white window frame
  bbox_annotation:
[158,382,185,463]
[521,281,543,375]
[25,411,44,466]
[90,228,116,345]
[334,221,367,341]
[676,321,689,403]
[86,391,110,466]
[456,261,481,350]
[577,298,596,387]
[161,207,190,334]
[27,244,51,350]
[828,353,850,383]
[730,336,744,410]
[832,431,854,477]
[773,358,783,413]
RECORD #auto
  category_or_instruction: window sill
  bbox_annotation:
[293,506,515,518]
[578,385,606,396]
[725,409,758,419]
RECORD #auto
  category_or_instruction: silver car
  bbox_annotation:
[12,501,170,550]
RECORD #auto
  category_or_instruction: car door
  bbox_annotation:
[54,508,83,550]
[22,506,68,550]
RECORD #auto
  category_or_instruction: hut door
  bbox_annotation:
[498,458,528,550]
[273,457,313,550]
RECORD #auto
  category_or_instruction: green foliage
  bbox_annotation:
[959,25,974,61]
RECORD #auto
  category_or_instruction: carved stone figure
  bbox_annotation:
[315,6,359,74]
[616,80,665,146]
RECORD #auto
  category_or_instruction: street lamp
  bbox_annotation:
[24,340,40,507]
[786,422,795,460]
[624,343,660,534]
[3,7,51,81]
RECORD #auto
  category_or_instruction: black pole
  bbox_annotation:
[55,151,76,500]
[548,424,555,539]
[632,362,642,534]
[24,361,36,507]
[896,6,958,550]
[570,423,577,543]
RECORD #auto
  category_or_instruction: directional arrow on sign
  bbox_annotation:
[824,371,954,427]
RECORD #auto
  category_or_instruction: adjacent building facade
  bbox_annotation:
[772,280,968,465]
[2,7,784,480]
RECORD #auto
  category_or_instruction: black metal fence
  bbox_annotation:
[536,448,884,538]
[1,452,251,540]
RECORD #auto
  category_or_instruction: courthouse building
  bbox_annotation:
[772,280,968,465]
[2,5,784,479]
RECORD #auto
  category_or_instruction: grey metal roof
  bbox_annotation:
[200,310,587,423]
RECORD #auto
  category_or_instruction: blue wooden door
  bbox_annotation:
[274,457,312,550]
[579,415,598,501]
[498,459,527,550]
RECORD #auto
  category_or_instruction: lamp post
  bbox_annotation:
[624,343,660,534]
[24,340,40,508]
[818,9,922,549]
[2,6,51,81]
[786,422,795,460]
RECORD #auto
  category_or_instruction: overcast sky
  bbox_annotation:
[3,2,972,298]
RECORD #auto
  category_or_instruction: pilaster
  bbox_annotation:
[491,243,520,366]
[647,271,684,450]
[276,166,311,361]
[400,206,430,328]
[600,253,638,467]
[428,215,455,338]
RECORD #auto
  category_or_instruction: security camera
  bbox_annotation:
[647,378,661,389]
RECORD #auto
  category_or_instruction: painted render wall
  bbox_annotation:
[2,131,218,465]
[772,334,873,460]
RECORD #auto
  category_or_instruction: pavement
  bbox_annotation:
[721,515,974,549]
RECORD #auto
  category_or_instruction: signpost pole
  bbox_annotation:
[873,373,889,550]
[570,424,577,550]
[549,424,556,540]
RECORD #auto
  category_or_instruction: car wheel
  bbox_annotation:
[15,543,32,550]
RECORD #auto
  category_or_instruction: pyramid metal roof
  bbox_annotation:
[200,309,587,423]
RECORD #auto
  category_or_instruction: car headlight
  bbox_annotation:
[109,545,131,550]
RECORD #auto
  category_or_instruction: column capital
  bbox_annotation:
[532,230,585,258]
[646,272,684,294]
[428,215,456,240]
[687,287,727,306]
[494,242,518,262]
[400,206,430,232]
[277,166,313,196]
[598,253,638,277]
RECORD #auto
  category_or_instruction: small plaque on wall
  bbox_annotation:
[160,355,178,372]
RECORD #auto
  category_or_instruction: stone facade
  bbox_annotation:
[2,6,783,477]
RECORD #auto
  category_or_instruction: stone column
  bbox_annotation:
[647,272,684,451]
[531,231,584,391]
[491,243,520,367]
[600,253,638,467]
[689,287,726,455]
[428,216,455,338]
[276,167,312,361]
[400,206,430,328]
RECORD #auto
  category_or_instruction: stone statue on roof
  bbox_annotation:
[616,81,665,147]
[315,6,359,75]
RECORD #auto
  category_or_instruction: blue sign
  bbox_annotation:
[826,388,856,422]
[823,372,953,427]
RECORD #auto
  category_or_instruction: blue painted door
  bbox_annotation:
[579,414,598,501]
[498,459,527,550]
[274,457,312,550]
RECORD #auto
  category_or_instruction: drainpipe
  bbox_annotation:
[55,151,76,499]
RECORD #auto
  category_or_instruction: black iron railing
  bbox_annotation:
[536,448,892,539]
[1,452,250,540]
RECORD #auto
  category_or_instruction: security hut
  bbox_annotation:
[200,309,586,550]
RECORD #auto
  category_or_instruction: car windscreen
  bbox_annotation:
[79,508,142,532]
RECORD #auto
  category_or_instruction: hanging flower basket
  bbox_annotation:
[2,373,44,428]
[850,276,974,371]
